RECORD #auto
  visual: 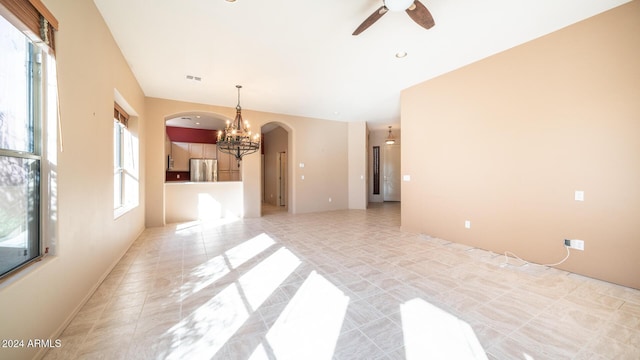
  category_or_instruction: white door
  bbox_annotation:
[383,145,401,201]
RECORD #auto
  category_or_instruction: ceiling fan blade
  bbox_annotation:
[406,0,435,30]
[352,6,388,36]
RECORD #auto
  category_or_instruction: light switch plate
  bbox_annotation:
[575,190,584,201]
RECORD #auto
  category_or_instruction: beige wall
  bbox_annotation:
[401,2,640,289]
[263,126,288,206]
[0,1,147,359]
[348,122,368,209]
[145,97,349,226]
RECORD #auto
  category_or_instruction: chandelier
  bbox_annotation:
[217,85,260,166]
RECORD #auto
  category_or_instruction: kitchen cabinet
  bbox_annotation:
[217,171,232,182]
[170,141,240,181]
[217,149,232,171]
[217,147,241,181]
[204,144,217,159]
[189,143,204,159]
[171,142,189,171]
[217,170,241,182]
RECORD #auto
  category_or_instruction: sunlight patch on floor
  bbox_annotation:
[181,255,230,297]
[175,221,201,232]
[401,298,487,360]
[167,235,300,359]
[225,233,275,269]
[238,247,301,310]
[181,233,275,297]
[248,343,269,360]
[167,283,249,360]
[261,271,349,360]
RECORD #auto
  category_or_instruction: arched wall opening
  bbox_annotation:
[260,122,293,216]
[162,110,246,224]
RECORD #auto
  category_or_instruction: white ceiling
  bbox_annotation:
[94,0,629,130]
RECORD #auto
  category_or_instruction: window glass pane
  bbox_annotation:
[0,16,32,153]
[114,121,123,209]
[114,171,122,208]
[0,156,40,277]
[114,122,121,168]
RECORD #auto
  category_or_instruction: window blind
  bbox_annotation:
[0,0,57,50]
[114,103,130,127]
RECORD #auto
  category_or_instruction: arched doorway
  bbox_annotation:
[164,111,234,182]
[163,111,247,223]
[261,123,290,215]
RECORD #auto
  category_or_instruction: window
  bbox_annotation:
[373,146,380,195]
[0,14,42,278]
[0,0,58,280]
[113,103,139,217]
[114,120,124,209]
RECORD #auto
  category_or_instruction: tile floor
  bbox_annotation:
[44,203,640,359]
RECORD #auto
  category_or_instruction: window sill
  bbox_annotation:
[114,203,138,220]
[0,255,58,290]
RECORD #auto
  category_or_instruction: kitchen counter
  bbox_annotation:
[164,181,243,223]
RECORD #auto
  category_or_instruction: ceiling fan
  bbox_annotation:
[353,0,435,35]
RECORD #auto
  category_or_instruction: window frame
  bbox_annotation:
[113,101,138,219]
[113,119,125,210]
[0,12,45,280]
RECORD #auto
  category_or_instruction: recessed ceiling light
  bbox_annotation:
[225,0,237,3]
[395,51,408,58]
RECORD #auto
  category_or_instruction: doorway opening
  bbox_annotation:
[368,127,401,204]
[277,151,287,206]
[261,123,290,215]
[383,144,401,202]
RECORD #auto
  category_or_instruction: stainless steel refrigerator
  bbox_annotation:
[190,158,217,182]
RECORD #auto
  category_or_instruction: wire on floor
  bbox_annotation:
[500,245,571,268]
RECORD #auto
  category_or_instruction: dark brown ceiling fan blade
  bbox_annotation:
[353,6,388,35]
[406,0,435,30]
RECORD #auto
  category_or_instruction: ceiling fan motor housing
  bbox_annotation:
[385,0,414,11]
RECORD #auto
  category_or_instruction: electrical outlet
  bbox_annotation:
[564,239,585,251]
[464,220,471,229]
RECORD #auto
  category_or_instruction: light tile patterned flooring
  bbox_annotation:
[44,203,640,359]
